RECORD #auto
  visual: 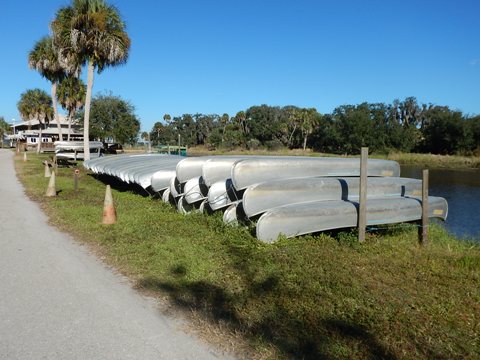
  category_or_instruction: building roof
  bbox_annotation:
[21,128,83,136]
[11,115,79,128]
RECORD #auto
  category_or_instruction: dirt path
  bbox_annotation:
[0,149,231,359]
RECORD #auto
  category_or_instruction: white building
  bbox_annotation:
[11,115,82,151]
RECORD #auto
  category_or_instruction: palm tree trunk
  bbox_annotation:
[37,124,43,154]
[303,132,307,151]
[51,82,62,141]
[288,123,297,147]
[67,110,73,141]
[83,59,95,161]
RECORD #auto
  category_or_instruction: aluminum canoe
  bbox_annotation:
[223,202,241,224]
[242,177,422,218]
[177,196,195,214]
[85,154,153,174]
[231,157,400,190]
[207,180,241,211]
[175,157,213,184]
[151,170,177,192]
[169,176,182,198]
[256,196,448,243]
[201,156,269,187]
[183,176,209,204]
[90,154,170,177]
[115,156,181,183]
[131,160,182,188]
[177,155,266,185]
[83,155,124,172]
[161,188,171,203]
[84,155,128,173]
[55,141,103,151]
[84,154,134,174]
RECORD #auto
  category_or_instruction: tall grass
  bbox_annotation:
[188,146,480,169]
[16,152,480,359]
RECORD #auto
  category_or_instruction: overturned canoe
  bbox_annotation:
[231,157,400,190]
[201,156,268,186]
[84,154,182,190]
[175,157,212,184]
[177,155,268,186]
[151,170,177,192]
[116,157,181,183]
[223,202,241,224]
[207,181,230,210]
[177,195,196,214]
[184,176,209,204]
[84,154,136,173]
[256,196,448,243]
[243,177,422,218]
[169,176,183,198]
[131,160,182,188]
[207,180,241,211]
[161,188,171,203]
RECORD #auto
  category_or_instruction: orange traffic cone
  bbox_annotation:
[45,171,56,197]
[44,162,51,177]
[102,185,117,225]
[23,152,27,162]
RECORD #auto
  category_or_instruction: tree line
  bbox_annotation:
[149,97,480,155]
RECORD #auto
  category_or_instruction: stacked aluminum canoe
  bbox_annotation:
[84,154,448,243]
[84,154,184,192]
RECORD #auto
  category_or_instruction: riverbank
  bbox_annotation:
[15,152,480,359]
[385,152,480,169]
[187,146,480,169]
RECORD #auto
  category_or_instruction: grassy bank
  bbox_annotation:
[16,152,480,359]
[385,152,480,169]
[188,146,480,169]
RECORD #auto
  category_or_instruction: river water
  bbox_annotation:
[400,165,480,241]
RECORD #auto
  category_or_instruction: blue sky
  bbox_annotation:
[1,0,479,131]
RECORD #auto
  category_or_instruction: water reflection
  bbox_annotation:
[401,165,480,241]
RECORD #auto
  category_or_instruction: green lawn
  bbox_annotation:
[16,152,480,359]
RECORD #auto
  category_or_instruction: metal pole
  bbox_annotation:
[419,169,429,245]
[358,147,368,242]
[178,134,181,153]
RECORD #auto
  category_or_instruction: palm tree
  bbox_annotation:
[220,113,229,143]
[17,89,54,154]
[0,117,9,148]
[287,108,300,147]
[299,108,320,151]
[28,36,65,141]
[57,76,86,141]
[51,0,131,160]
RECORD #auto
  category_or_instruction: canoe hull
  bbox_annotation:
[256,196,448,243]
[232,157,400,190]
[243,177,422,218]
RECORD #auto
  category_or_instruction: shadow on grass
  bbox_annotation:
[138,257,397,359]
[138,275,396,359]
[89,174,151,197]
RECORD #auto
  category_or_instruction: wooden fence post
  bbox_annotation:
[74,169,79,192]
[419,169,429,245]
[358,147,368,242]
